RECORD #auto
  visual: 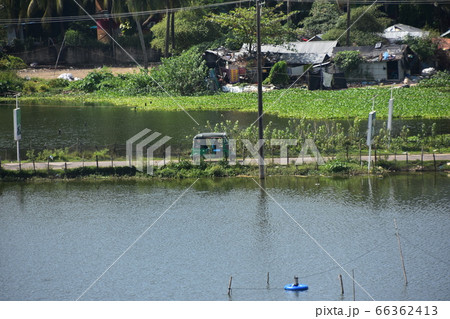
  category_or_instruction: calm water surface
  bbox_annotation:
[1,104,449,160]
[0,174,449,301]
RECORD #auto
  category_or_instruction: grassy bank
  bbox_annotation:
[3,85,449,119]
[1,159,448,182]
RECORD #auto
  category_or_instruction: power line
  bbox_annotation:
[2,0,448,25]
[283,0,450,3]
[0,0,252,25]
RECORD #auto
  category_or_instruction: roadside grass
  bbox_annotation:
[1,159,448,181]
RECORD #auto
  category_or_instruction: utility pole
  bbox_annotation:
[346,0,351,46]
[256,0,265,179]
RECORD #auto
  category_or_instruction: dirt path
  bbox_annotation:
[17,66,141,80]
[2,154,450,171]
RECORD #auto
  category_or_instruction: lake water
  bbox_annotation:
[1,103,449,160]
[1,174,449,301]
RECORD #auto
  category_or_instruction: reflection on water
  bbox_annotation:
[0,174,449,301]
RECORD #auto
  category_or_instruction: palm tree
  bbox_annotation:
[27,0,63,18]
[91,0,153,68]
[123,0,156,69]
[164,0,184,57]
[0,0,31,42]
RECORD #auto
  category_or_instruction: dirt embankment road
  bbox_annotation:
[17,67,141,80]
[2,154,450,171]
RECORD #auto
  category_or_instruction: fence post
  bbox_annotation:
[96,155,99,169]
[359,141,362,166]
[433,152,436,171]
[421,146,424,167]
[374,146,377,166]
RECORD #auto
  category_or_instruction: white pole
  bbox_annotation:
[17,140,20,164]
[367,110,376,173]
[15,95,20,164]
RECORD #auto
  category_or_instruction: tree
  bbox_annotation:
[263,60,289,86]
[0,0,31,42]
[333,51,363,74]
[27,0,63,17]
[403,35,437,63]
[301,0,341,37]
[150,7,222,54]
[96,0,164,68]
[120,0,158,69]
[207,3,298,54]
[150,47,208,95]
[323,5,391,46]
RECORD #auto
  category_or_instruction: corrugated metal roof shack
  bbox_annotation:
[332,44,418,82]
[241,41,338,83]
[203,41,352,89]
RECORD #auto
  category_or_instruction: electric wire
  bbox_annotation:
[0,0,252,25]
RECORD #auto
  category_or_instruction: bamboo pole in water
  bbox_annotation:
[352,269,355,301]
[394,218,408,285]
[339,274,344,295]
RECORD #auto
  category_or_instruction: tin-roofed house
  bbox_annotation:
[242,40,338,77]
[382,24,430,44]
[332,43,418,82]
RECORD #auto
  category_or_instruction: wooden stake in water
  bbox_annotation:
[339,274,344,295]
[394,218,408,285]
[228,276,233,296]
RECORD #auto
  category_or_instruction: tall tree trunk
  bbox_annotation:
[135,17,148,69]
[165,7,170,57]
[171,11,175,52]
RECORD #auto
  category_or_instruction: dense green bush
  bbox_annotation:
[117,70,153,95]
[22,80,50,94]
[0,70,24,94]
[67,56,208,96]
[404,35,437,62]
[47,78,70,88]
[263,60,289,86]
[333,51,364,73]
[150,48,208,96]
[323,160,351,173]
[0,55,27,70]
[418,71,450,88]
[36,148,71,162]
[65,29,84,46]
[69,68,115,92]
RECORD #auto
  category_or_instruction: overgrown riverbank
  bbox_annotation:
[1,159,448,182]
[3,85,449,119]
